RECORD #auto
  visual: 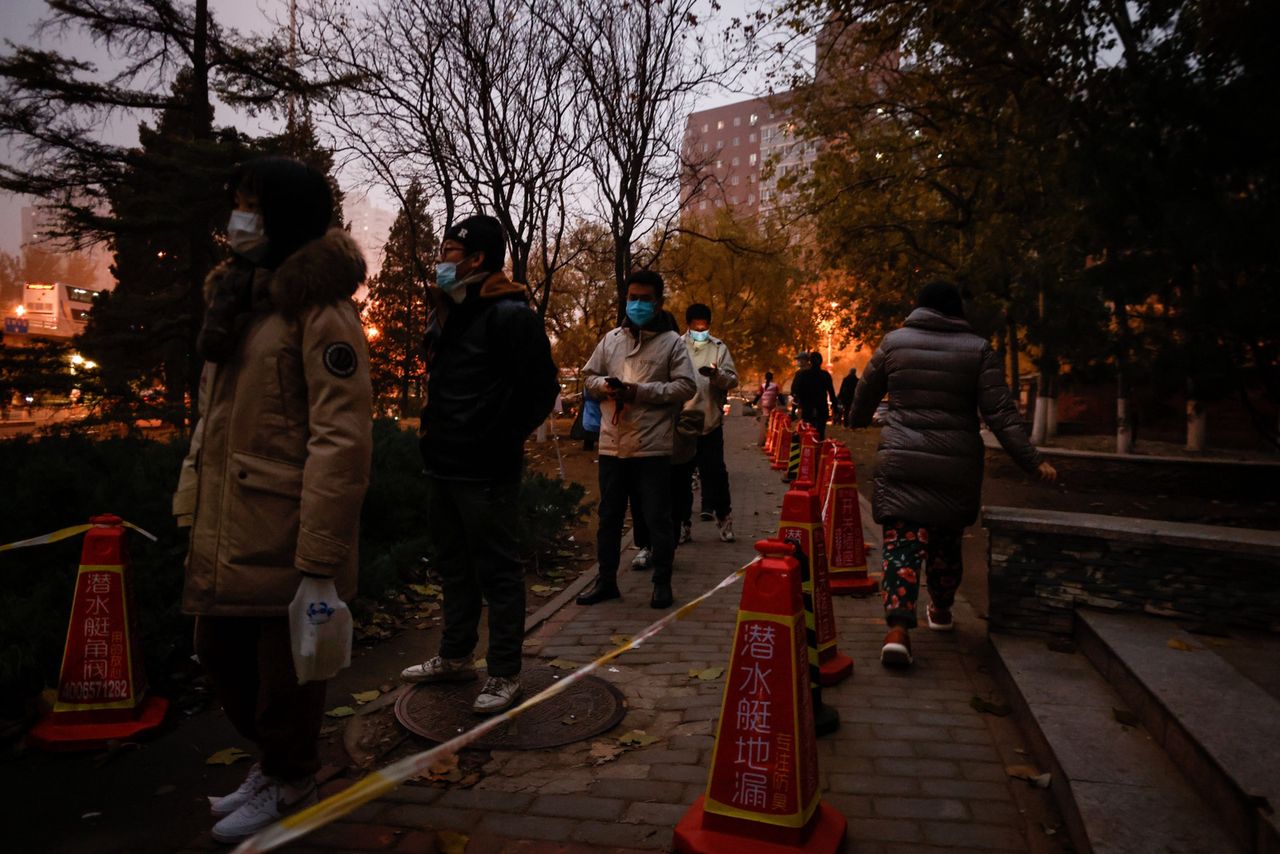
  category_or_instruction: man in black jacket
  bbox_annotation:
[791,351,840,439]
[401,215,559,714]
[849,282,1055,669]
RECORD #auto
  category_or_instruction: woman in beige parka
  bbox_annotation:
[172,157,372,843]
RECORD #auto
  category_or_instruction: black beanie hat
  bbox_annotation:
[917,280,965,319]
[444,215,505,272]
[686,303,712,324]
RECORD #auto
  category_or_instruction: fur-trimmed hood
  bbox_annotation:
[204,228,367,316]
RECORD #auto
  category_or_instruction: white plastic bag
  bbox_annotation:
[288,576,352,684]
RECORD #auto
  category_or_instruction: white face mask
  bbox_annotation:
[227,210,268,261]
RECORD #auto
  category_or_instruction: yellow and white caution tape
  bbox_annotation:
[0,519,157,552]
[233,563,753,854]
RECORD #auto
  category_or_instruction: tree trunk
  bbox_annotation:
[1031,359,1057,445]
[1046,373,1059,438]
[184,0,212,433]
[1114,299,1133,454]
[1007,318,1022,414]
[1185,379,1206,452]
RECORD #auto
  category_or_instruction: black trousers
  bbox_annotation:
[195,616,326,781]
[801,407,829,440]
[598,455,673,584]
[695,426,732,519]
[427,475,525,678]
[634,458,693,548]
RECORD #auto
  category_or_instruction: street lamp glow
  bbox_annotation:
[70,353,85,366]
[14,305,25,317]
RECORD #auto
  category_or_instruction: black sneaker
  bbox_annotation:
[699,511,714,522]
[650,582,674,609]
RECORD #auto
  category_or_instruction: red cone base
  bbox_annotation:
[27,695,168,752]
[675,795,847,854]
[818,653,853,687]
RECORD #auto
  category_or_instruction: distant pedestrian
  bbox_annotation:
[679,303,739,542]
[175,157,372,843]
[837,368,858,427]
[578,271,696,609]
[790,351,840,439]
[849,281,1056,668]
[400,214,559,715]
[751,370,781,446]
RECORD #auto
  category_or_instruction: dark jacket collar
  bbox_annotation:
[904,307,972,333]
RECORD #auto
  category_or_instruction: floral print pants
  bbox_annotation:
[881,520,964,628]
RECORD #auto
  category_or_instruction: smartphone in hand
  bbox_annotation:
[605,377,624,390]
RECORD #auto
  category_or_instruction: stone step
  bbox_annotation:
[991,632,1240,854]
[1077,609,1280,854]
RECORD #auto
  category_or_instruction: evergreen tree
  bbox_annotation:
[363,181,434,418]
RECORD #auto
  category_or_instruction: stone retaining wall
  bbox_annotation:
[984,507,1280,637]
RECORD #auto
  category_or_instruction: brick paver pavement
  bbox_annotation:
[277,415,1059,854]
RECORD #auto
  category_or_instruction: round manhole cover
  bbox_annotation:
[394,666,627,751]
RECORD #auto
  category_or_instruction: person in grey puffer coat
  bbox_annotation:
[849,281,1056,668]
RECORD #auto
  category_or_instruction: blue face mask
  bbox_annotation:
[435,262,458,290]
[689,329,710,343]
[625,299,656,327]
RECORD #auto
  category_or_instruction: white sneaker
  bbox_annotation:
[631,547,652,570]
[678,521,693,544]
[718,513,735,543]
[400,654,477,684]
[210,776,317,843]
[472,676,522,714]
[209,762,266,817]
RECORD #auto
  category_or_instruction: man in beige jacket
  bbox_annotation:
[577,271,696,609]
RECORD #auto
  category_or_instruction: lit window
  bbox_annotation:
[699,201,707,210]
[729,194,738,203]
[702,143,708,153]
[716,160,722,169]
[750,113,758,125]
[717,120,724,130]
[749,153,757,165]
[747,194,755,204]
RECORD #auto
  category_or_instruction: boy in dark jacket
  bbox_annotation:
[850,282,1055,667]
[401,215,559,714]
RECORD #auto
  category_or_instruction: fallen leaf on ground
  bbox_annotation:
[435,829,469,854]
[548,658,580,670]
[1042,823,1061,836]
[610,634,632,647]
[970,697,1012,716]
[1112,708,1140,727]
[206,747,251,765]
[617,730,660,748]
[351,690,380,704]
[1167,637,1196,652]
[408,583,441,598]
[1030,772,1052,788]
[589,741,624,765]
[692,667,724,681]
[530,584,562,597]
[325,706,356,718]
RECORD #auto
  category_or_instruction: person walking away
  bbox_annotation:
[837,368,858,427]
[848,281,1056,667]
[791,351,840,439]
[400,215,559,714]
[679,303,739,541]
[577,271,696,609]
[752,370,780,446]
[174,157,373,843]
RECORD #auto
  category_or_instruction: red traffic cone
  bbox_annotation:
[765,410,783,457]
[771,417,793,471]
[674,540,847,854]
[778,483,853,688]
[794,429,823,493]
[816,440,840,517]
[28,515,168,751]
[825,453,877,597]
[783,428,802,483]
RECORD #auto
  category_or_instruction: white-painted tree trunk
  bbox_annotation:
[1030,395,1050,445]
[1116,396,1133,454]
[1186,401,1206,452]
